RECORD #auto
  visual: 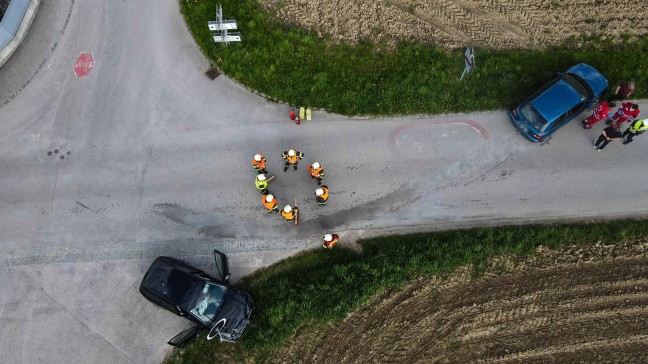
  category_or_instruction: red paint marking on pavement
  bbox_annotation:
[74,52,94,78]
[389,119,489,146]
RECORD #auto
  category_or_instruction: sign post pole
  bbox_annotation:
[460,47,475,81]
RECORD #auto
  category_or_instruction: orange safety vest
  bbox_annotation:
[281,209,296,221]
[262,196,277,211]
[308,165,324,178]
[316,186,329,203]
[252,156,266,170]
[283,151,302,164]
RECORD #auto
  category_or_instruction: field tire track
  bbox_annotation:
[274,241,648,363]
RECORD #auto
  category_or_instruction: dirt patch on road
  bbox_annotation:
[274,239,648,363]
[258,0,648,49]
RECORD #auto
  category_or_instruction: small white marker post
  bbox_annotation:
[460,47,475,81]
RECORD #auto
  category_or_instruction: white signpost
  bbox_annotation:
[460,47,475,80]
[209,5,241,44]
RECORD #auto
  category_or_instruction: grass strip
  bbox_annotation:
[166,220,648,363]
[180,0,648,116]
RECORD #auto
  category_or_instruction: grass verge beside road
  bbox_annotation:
[166,220,648,363]
[180,0,648,116]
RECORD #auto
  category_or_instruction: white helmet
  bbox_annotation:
[257,174,266,181]
[283,205,292,213]
[312,162,320,169]
[265,194,274,202]
[288,149,296,157]
[254,154,262,162]
[324,234,333,242]
[315,188,324,196]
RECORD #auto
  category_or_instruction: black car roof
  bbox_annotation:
[141,258,204,310]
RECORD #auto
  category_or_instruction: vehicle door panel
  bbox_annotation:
[213,249,231,283]
[168,326,202,348]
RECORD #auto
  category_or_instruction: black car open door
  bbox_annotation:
[168,326,202,348]
[213,249,231,283]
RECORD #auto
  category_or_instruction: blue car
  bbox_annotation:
[510,63,608,142]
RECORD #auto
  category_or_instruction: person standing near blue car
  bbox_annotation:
[594,126,623,151]
[622,119,648,145]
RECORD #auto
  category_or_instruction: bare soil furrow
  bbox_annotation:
[449,289,648,334]
[259,0,648,49]
[453,259,648,305]
[483,334,648,363]
[455,298,648,339]
[456,309,648,361]
[385,0,472,46]
[275,241,648,363]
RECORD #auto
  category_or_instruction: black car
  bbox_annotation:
[139,250,255,348]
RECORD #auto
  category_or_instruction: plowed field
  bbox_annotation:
[258,0,648,49]
[275,240,648,363]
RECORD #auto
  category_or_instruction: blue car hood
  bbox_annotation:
[531,81,582,123]
[567,63,608,96]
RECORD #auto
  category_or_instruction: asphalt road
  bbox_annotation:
[1,1,647,363]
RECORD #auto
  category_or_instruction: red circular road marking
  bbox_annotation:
[74,52,94,78]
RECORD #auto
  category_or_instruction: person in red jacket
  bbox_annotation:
[583,101,615,129]
[322,233,339,249]
[607,102,640,128]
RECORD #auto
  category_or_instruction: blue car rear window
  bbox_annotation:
[520,103,546,131]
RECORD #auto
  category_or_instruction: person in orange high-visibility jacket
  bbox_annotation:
[315,185,329,205]
[252,153,267,174]
[282,149,304,171]
[323,233,339,249]
[307,161,325,185]
[281,205,298,222]
[262,193,278,213]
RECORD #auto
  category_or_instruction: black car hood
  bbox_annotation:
[209,288,252,340]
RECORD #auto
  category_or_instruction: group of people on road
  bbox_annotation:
[252,151,338,248]
[582,82,646,151]
[252,151,330,216]
[279,149,329,207]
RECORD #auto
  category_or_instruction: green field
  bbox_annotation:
[166,220,648,363]
[180,0,648,117]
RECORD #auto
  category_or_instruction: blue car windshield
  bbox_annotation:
[520,103,547,131]
[564,74,592,100]
[190,282,227,325]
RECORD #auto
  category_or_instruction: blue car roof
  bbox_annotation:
[566,63,608,96]
[531,81,582,123]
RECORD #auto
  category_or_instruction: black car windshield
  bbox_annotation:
[564,74,592,101]
[520,103,548,131]
[190,282,227,325]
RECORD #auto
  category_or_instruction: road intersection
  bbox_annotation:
[0,1,646,363]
